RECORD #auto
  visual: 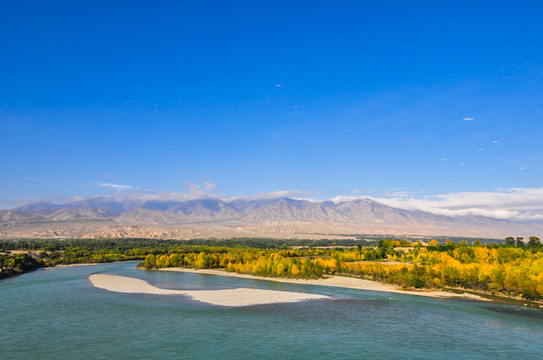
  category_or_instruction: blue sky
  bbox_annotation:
[1,1,543,218]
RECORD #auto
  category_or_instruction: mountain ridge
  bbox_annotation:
[2,197,542,239]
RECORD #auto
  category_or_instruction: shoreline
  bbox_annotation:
[156,267,489,301]
[45,260,139,269]
[50,262,104,268]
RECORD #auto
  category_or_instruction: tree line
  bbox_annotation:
[2,237,542,300]
[141,237,543,300]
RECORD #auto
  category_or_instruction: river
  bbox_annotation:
[1,261,542,359]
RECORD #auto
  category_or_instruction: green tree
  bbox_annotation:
[528,237,541,248]
[504,237,515,246]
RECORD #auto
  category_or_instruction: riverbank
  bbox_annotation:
[49,260,136,268]
[157,267,488,301]
[50,262,104,268]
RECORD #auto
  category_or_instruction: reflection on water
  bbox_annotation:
[483,305,543,320]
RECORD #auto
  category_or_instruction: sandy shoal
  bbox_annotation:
[89,274,331,307]
[51,263,104,268]
[159,268,488,301]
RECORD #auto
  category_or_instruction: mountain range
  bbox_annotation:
[1,197,542,239]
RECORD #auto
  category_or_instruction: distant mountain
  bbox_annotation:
[2,197,542,239]
[15,198,141,216]
[13,201,66,213]
[0,210,49,222]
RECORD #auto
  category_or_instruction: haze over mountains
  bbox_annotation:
[1,197,542,240]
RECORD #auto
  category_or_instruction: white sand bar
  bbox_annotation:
[89,274,331,307]
[160,268,488,301]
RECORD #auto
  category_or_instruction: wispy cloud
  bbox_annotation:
[291,105,305,115]
[58,187,319,204]
[384,190,424,198]
[183,181,221,199]
[203,181,217,190]
[99,183,134,191]
[234,190,319,200]
[462,117,475,121]
[70,188,223,204]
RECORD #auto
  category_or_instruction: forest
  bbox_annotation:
[0,253,43,279]
[1,237,542,301]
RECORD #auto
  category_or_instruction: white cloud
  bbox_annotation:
[332,188,543,221]
[203,181,217,190]
[275,84,283,88]
[385,190,423,198]
[79,188,224,204]
[99,183,133,191]
[235,190,317,200]
[462,117,475,121]
[89,188,320,204]
[90,180,225,203]
[184,182,222,199]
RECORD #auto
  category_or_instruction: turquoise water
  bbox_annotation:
[1,262,543,359]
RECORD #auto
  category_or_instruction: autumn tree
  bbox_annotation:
[143,254,156,268]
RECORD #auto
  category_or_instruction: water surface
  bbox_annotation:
[1,262,542,359]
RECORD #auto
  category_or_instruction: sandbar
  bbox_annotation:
[159,268,488,301]
[89,274,331,307]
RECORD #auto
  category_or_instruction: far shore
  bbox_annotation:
[46,260,137,269]
[157,267,488,301]
[51,263,104,268]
